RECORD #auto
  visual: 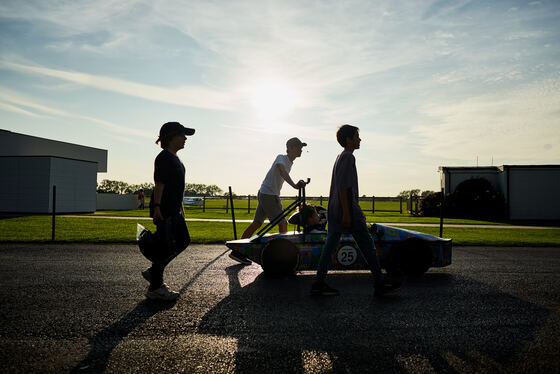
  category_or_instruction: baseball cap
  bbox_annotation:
[158,122,195,141]
[286,137,307,148]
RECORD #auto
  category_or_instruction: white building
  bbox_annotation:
[439,165,560,220]
[0,130,107,213]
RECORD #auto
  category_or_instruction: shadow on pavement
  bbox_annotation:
[70,299,176,373]
[197,265,549,373]
[70,249,229,373]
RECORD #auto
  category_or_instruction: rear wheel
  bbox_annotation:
[261,238,299,277]
[390,238,432,277]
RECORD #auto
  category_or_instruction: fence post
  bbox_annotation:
[439,187,444,237]
[399,196,403,214]
[319,196,323,206]
[225,195,229,214]
[51,185,56,241]
[372,195,375,213]
[202,196,206,213]
[248,194,251,214]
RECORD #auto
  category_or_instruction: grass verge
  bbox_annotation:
[0,216,559,246]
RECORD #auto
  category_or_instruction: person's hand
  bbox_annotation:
[342,212,352,230]
[296,180,306,188]
[153,206,164,225]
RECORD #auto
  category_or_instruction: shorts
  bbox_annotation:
[254,192,286,224]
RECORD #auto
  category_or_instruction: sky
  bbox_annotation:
[1,0,559,197]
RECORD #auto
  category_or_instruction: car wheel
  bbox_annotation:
[261,238,299,277]
[390,238,432,277]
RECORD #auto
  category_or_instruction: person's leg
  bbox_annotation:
[241,192,266,239]
[148,213,188,291]
[351,225,384,284]
[241,221,263,239]
[315,231,342,282]
[278,221,288,234]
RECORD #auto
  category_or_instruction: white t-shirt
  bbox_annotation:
[259,154,293,196]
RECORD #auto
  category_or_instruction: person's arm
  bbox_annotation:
[277,164,302,189]
[152,181,165,224]
[339,188,352,230]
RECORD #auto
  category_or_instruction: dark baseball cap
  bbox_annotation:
[286,137,307,148]
[158,122,195,140]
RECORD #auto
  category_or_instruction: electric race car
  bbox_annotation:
[225,180,452,277]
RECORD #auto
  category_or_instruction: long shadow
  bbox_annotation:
[71,249,229,373]
[198,267,550,373]
[70,299,176,373]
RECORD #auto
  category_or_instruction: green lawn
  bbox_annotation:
[91,199,514,226]
[1,216,559,246]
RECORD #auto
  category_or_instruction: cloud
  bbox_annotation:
[0,61,235,111]
[0,88,153,139]
[411,77,560,161]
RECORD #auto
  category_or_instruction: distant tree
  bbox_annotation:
[421,190,436,198]
[398,189,421,198]
[205,184,223,196]
[97,179,132,194]
[445,178,506,218]
[130,182,154,196]
[184,183,224,196]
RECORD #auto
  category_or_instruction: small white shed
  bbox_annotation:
[0,130,107,214]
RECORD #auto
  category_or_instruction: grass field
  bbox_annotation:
[91,199,520,225]
[1,216,559,246]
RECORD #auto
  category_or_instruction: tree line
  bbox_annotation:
[96,179,224,197]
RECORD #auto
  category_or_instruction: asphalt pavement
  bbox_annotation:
[0,243,559,373]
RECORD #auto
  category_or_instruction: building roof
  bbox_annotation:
[0,129,107,172]
[439,165,560,172]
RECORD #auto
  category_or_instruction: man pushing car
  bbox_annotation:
[228,137,307,265]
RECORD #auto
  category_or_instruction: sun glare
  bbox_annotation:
[251,82,298,120]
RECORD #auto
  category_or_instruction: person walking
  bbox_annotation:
[311,124,402,296]
[142,122,193,300]
[229,137,307,264]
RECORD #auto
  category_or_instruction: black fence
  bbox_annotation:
[181,195,405,214]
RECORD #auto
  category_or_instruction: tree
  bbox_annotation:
[398,189,421,198]
[445,178,505,218]
[97,179,132,194]
[204,184,223,196]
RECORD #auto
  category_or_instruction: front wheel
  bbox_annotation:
[389,238,432,277]
[261,238,299,277]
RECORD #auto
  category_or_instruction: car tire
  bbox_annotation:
[261,238,299,277]
[390,238,432,277]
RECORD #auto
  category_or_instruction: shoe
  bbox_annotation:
[310,281,339,296]
[374,277,402,297]
[141,269,152,283]
[229,250,252,265]
[145,283,179,301]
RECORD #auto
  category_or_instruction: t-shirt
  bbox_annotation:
[154,150,185,217]
[326,150,366,233]
[259,154,293,196]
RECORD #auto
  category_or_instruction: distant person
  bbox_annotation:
[142,122,194,301]
[229,137,307,265]
[311,125,402,296]
[137,189,145,209]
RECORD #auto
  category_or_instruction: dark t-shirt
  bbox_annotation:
[326,150,366,233]
[154,150,185,217]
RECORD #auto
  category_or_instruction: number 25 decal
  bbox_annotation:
[337,245,358,266]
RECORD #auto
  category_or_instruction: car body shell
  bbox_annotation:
[226,224,452,272]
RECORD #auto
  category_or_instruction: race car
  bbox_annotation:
[225,181,452,277]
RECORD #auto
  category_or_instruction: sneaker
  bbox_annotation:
[141,269,152,283]
[374,277,402,297]
[310,281,339,296]
[229,250,252,265]
[145,283,179,301]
